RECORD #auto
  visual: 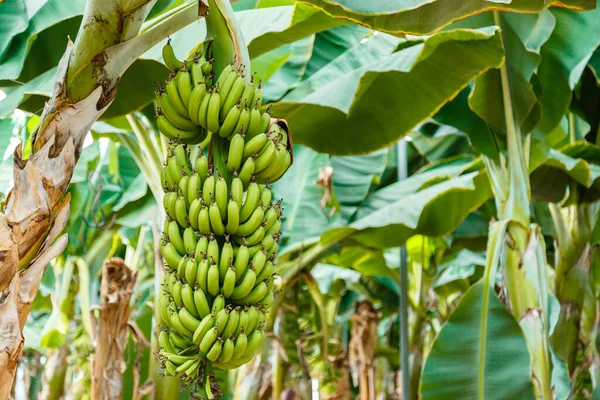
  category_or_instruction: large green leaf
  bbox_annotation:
[322,168,492,249]
[530,142,600,203]
[0,0,29,61]
[302,0,594,36]
[421,221,535,399]
[271,27,504,155]
[535,6,600,135]
[242,4,346,58]
[0,67,56,118]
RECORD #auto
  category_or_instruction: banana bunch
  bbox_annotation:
[156,40,293,388]
[156,41,214,144]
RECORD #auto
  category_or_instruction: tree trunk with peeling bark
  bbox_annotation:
[91,257,138,400]
[0,0,205,396]
[349,301,379,400]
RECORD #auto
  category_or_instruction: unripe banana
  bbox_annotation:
[206,338,223,361]
[207,260,220,297]
[199,327,219,354]
[162,41,184,70]
[219,71,238,104]
[171,309,194,336]
[268,149,292,183]
[212,294,225,314]
[242,133,268,160]
[171,279,183,306]
[267,242,279,258]
[167,156,183,185]
[233,244,250,282]
[239,81,256,112]
[193,287,211,318]
[237,282,267,305]
[215,308,230,335]
[181,283,199,318]
[207,88,221,134]
[255,260,274,282]
[207,236,220,265]
[197,90,211,129]
[209,201,226,236]
[251,250,267,276]
[236,206,265,237]
[258,111,271,134]
[231,268,257,300]
[221,75,245,117]
[232,331,248,357]
[161,166,173,189]
[176,254,188,276]
[221,307,240,338]
[169,330,191,348]
[187,173,201,206]
[246,103,262,138]
[243,225,266,246]
[195,153,209,179]
[253,82,263,108]
[234,309,249,338]
[225,199,240,235]
[175,196,188,228]
[215,64,234,87]
[179,307,201,332]
[176,67,193,106]
[244,329,264,357]
[202,58,214,76]
[218,337,235,364]
[230,176,244,207]
[196,257,209,293]
[262,206,280,232]
[266,218,282,237]
[158,93,196,130]
[159,330,176,353]
[219,240,234,281]
[157,116,198,141]
[168,221,186,255]
[218,104,242,138]
[183,227,197,255]
[232,105,250,137]
[174,144,191,175]
[191,58,205,85]
[215,174,228,217]
[260,292,275,309]
[165,78,189,117]
[227,133,245,173]
[163,191,178,220]
[245,307,260,334]
[193,313,215,344]
[159,292,173,328]
[198,205,211,235]
[247,242,263,258]
[260,186,272,208]
[238,157,255,188]
[184,257,197,285]
[240,183,260,222]
[188,198,202,230]
[222,266,236,298]
[195,235,209,262]
[202,175,215,206]
[254,139,276,173]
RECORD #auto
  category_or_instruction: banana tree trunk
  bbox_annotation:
[0,0,203,394]
[349,301,379,400]
[91,258,138,400]
[40,345,69,400]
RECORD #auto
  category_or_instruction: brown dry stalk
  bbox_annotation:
[349,301,380,400]
[91,258,138,400]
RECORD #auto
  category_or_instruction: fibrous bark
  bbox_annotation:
[91,258,138,400]
[349,301,379,400]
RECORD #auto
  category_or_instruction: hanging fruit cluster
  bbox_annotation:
[154,38,293,391]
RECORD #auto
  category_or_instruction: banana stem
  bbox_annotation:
[302,272,329,365]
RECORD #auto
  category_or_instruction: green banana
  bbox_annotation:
[183,226,197,255]
[219,239,233,281]
[215,174,228,217]
[237,282,267,305]
[167,156,183,185]
[236,206,265,237]
[207,87,221,134]
[240,183,260,222]
[243,225,266,246]
[239,80,255,111]
[218,337,235,363]
[193,287,211,318]
[260,292,275,309]
[168,221,186,255]
[206,338,223,362]
[221,307,240,338]
[171,310,194,336]
[232,332,248,358]
[202,175,215,206]
[158,93,196,130]
[251,250,267,276]
[255,260,274,282]
[181,283,199,318]
[176,67,193,107]
[161,241,182,270]
[225,199,240,235]
[165,77,189,116]
[242,133,268,160]
[171,279,183,306]
[184,257,197,285]
[245,307,260,334]
[195,235,209,261]
[215,64,234,87]
[207,236,220,265]
[207,260,220,297]
[244,329,264,357]
[157,116,197,141]
[163,191,178,220]
[187,173,201,206]
[198,205,211,235]
[193,313,215,344]
[162,40,184,70]
[191,58,205,85]
[231,176,244,207]
[253,139,276,173]
[215,308,230,335]
[221,75,245,117]
[238,157,255,187]
[218,104,242,138]
[175,196,188,228]
[258,111,271,134]
[195,257,209,293]
[179,307,201,332]
[212,294,225,314]
[195,153,209,179]
[159,330,176,353]
[232,105,250,137]
[227,133,245,173]
[199,327,219,354]
[219,70,238,104]
[234,309,249,338]
[197,89,211,129]
[222,266,236,298]
[231,268,257,300]
[209,201,226,236]
[246,103,262,138]
[233,243,249,282]
[188,198,202,230]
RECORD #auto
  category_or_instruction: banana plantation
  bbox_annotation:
[1,0,600,399]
